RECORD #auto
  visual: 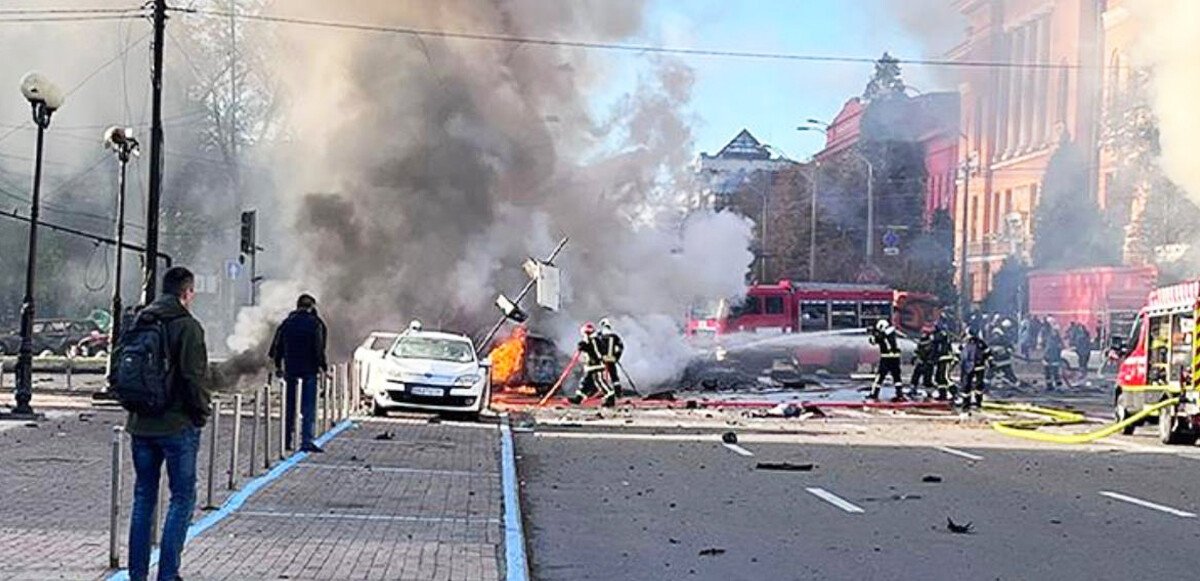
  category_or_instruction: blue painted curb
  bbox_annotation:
[107,419,356,580]
[499,414,530,581]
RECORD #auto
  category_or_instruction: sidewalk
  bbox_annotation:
[0,406,505,581]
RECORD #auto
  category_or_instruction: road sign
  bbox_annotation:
[882,228,900,256]
[225,260,243,280]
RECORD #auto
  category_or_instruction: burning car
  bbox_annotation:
[488,325,563,395]
[361,326,491,417]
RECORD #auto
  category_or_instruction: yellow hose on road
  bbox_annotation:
[984,398,1180,445]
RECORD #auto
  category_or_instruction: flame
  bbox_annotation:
[489,325,527,387]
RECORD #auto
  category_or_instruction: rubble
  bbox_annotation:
[755,462,816,472]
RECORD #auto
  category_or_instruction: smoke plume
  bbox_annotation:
[227,1,753,387]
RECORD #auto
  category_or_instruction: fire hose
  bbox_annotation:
[984,398,1180,444]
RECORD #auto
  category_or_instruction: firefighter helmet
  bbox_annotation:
[408,320,423,332]
[598,318,613,333]
[580,322,596,337]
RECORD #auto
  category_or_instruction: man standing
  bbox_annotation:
[1043,327,1065,388]
[867,320,902,401]
[959,330,990,409]
[909,326,936,398]
[597,318,625,397]
[269,293,328,453]
[123,267,210,581]
[932,321,956,401]
[569,322,616,407]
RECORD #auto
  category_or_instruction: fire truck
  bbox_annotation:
[685,281,941,374]
[687,281,941,337]
[1113,280,1200,445]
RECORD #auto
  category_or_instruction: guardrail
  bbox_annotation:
[106,362,357,569]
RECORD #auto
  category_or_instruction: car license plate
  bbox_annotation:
[410,386,443,397]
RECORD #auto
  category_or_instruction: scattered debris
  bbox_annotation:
[374,431,395,441]
[922,474,943,483]
[685,400,699,410]
[755,462,815,472]
[946,517,973,534]
[427,417,442,424]
[644,391,676,401]
[721,431,738,444]
[668,538,680,544]
[698,548,726,557]
[349,455,360,462]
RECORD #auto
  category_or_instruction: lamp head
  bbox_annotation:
[20,72,64,112]
[103,126,139,157]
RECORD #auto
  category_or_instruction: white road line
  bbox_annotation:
[239,510,500,524]
[1099,491,1197,518]
[805,487,865,514]
[935,446,983,461]
[722,442,754,457]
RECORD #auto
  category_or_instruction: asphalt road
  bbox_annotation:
[516,427,1200,580]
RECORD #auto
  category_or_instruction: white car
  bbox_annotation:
[362,328,491,417]
[353,331,400,392]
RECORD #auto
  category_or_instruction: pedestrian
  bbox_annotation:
[597,318,626,396]
[867,320,903,401]
[1043,328,1065,388]
[118,266,211,581]
[570,322,616,407]
[269,293,328,453]
[988,327,1019,387]
[959,330,990,409]
[909,326,936,398]
[932,321,956,401]
[1072,323,1092,376]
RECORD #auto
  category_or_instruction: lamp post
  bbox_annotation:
[798,122,874,264]
[103,127,139,373]
[12,72,64,417]
[957,135,977,320]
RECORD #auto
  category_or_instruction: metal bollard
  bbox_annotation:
[228,394,242,490]
[65,354,73,390]
[292,379,302,451]
[320,374,328,434]
[248,388,259,477]
[108,426,123,569]
[337,367,345,422]
[204,399,220,510]
[280,380,288,459]
[264,381,275,468]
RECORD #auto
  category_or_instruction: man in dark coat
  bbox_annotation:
[269,293,328,452]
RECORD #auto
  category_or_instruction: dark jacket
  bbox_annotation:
[126,295,211,437]
[599,332,624,362]
[868,329,901,358]
[269,309,328,378]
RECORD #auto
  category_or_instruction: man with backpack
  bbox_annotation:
[269,293,328,452]
[113,266,210,581]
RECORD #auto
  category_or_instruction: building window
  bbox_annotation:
[982,192,991,237]
[970,195,978,242]
[973,95,983,157]
[1056,65,1070,127]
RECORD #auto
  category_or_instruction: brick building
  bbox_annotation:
[948,0,1133,302]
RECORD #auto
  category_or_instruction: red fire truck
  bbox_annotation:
[687,281,941,337]
[1113,280,1200,444]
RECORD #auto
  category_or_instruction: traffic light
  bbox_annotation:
[239,210,256,255]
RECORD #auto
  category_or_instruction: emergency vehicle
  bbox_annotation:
[1113,280,1200,445]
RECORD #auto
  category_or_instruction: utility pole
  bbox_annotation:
[807,161,820,281]
[141,0,167,304]
[958,152,973,319]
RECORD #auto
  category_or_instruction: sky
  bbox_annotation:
[629,0,965,162]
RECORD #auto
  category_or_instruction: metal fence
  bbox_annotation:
[106,362,358,569]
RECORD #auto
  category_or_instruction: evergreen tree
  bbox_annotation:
[1031,141,1120,269]
[984,256,1027,316]
[863,52,906,102]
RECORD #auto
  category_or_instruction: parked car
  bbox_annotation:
[359,325,491,418]
[74,330,110,358]
[0,319,101,356]
[352,331,400,392]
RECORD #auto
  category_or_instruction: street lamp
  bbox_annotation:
[103,126,139,372]
[798,123,875,263]
[11,72,64,418]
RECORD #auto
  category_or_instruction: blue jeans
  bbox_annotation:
[285,375,318,448]
[128,425,201,581]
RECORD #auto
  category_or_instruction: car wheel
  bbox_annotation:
[370,396,387,417]
[1159,404,1188,445]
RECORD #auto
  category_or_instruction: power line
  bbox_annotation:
[0,15,144,24]
[174,7,1098,71]
[0,7,143,15]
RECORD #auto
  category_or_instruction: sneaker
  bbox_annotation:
[300,444,325,453]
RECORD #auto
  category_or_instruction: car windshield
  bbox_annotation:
[390,336,475,363]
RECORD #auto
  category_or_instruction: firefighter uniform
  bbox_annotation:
[1043,331,1065,388]
[932,325,955,401]
[570,324,616,407]
[597,319,625,397]
[959,333,990,409]
[909,329,936,396]
[868,321,903,401]
[988,328,1019,386]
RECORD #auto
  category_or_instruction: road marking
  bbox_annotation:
[935,446,983,461]
[806,487,865,514]
[297,463,499,477]
[239,510,499,524]
[722,442,754,456]
[1099,491,1197,518]
[500,415,531,581]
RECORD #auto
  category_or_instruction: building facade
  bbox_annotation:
[695,129,797,211]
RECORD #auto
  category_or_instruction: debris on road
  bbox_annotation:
[374,431,395,441]
[755,461,815,472]
[721,431,738,444]
[922,474,943,483]
[946,518,973,534]
[698,547,726,557]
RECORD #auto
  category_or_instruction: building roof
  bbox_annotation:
[702,129,772,160]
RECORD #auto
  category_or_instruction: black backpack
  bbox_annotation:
[113,312,179,416]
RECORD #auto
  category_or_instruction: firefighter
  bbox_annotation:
[932,321,955,401]
[959,330,990,409]
[867,320,903,401]
[988,327,1019,387]
[1043,328,1065,388]
[909,326,936,398]
[597,318,625,397]
[569,322,616,407]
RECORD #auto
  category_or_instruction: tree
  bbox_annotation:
[984,256,1027,315]
[1031,141,1120,269]
[863,52,906,102]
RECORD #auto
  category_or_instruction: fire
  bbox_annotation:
[489,325,527,387]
